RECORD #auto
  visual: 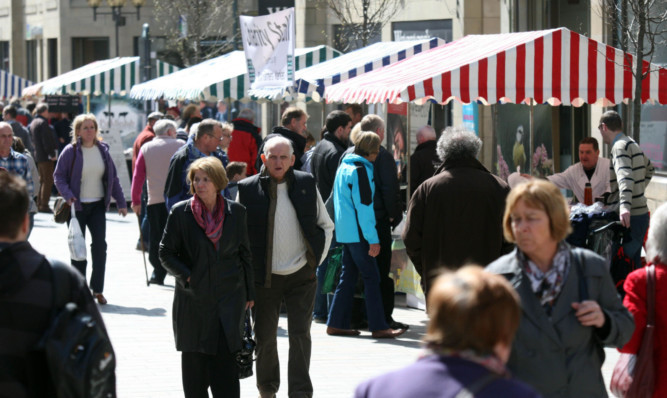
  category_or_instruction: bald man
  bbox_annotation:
[409,125,440,196]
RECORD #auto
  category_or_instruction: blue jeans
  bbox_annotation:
[314,237,339,320]
[624,213,650,267]
[70,200,107,293]
[139,182,150,247]
[327,242,389,332]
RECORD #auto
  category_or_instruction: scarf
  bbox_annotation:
[191,194,225,249]
[518,242,571,315]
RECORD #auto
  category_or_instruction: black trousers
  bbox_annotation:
[70,200,107,294]
[181,325,239,398]
[375,218,395,323]
[146,203,168,281]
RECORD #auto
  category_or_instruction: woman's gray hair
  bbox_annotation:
[646,202,667,264]
[436,127,482,163]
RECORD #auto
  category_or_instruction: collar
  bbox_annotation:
[189,141,209,157]
[323,131,348,148]
[436,156,488,174]
[612,132,625,145]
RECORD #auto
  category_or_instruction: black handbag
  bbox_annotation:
[235,309,255,379]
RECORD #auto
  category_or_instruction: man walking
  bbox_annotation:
[409,125,439,196]
[3,105,34,155]
[131,119,184,285]
[598,110,654,267]
[255,107,309,173]
[403,127,510,297]
[238,136,333,398]
[29,103,57,213]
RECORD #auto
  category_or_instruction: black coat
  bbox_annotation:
[255,126,307,173]
[159,198,255,354]
[310,132,348,200]
[409,140,440,196]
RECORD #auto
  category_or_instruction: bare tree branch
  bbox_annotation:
[324,0,404,51]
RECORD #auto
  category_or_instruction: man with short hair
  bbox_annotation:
[132,119,184,285]
[403,127,511,298]
[132,111,164,173]
[215,100,228,122]
[256,107,309,173]
[545,137,611,204]
[3,105,34,155]
[0,172,113,397]
[164,118,228,210]
[0,123,35,236]
[9,98,32,127]
[598,110,655,267]
[228,108,262,175]
[409,125,440,196]
[238,137,333,398]
[200,98,217,119]
[29,102,57,213]
[344,104,363,126]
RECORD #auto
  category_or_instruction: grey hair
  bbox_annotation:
[436,127,481,163]
[264,136,294,156]
[417,125,436,141]
[153,119,177,136]
[646,202,667,264]
[238,108,254,121]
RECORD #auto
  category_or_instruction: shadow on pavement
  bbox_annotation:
[99,304,167,317]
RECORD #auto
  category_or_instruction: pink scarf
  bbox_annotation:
[191,194,225,249]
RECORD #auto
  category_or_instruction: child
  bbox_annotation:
[226,161,247,200]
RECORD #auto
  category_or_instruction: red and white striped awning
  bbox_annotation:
[325,27,667,106]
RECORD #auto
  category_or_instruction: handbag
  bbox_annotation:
[68,209,87,261]
[53,197,71,224]
[610,265,656,398]
[235,309,255,379]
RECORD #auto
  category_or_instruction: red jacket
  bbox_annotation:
[227,118,261,175]
[132,125,155,173]
[619,262,667,398]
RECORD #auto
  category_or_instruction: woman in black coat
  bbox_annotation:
[160,156,254,398]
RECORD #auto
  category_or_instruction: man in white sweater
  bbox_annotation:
[238,136,334,398]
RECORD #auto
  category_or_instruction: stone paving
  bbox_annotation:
[28,207,620,397]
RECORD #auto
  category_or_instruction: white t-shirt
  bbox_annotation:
[79,146,105,202]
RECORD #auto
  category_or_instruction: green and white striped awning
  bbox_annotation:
[22,57,180,97]
[130,45,341,101]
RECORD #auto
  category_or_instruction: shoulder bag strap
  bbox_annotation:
[454,372,500,398]
[646,265,655,326]
[47,260,73,317]
[576,250,589,301]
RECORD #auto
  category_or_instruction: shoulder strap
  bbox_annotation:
[646,265,655,326]
[47,260,73,315]
[575,250,589,301]
[454,372,500,398]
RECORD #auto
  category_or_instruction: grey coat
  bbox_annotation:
[486,246,634,398]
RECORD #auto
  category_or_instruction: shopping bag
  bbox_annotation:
[321,246,344,294]
[68,209,87,261]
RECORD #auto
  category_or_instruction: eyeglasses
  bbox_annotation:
[206,134,224,142]
[598,123,604,130]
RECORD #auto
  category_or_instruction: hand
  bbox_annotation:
[67,197,77,206]
[118,208,128,217]
[571,300,605,328]
[620,209,631,228]
[368,243,381,257]
[131,204,141,215]
[245,300,255,310]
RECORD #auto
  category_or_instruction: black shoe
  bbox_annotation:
[312,316,327,324]
[148,278,164,286]
[389,320,410,330]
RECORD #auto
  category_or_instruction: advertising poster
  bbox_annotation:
[640,121,667,171]
[408,104,431,156]
[387,103,408,180]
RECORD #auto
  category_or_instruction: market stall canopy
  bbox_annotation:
[22,58,180,97]
[1,69,33,99]
[249,38,445,101]
[325,27,667,106]
[129,45,341,101]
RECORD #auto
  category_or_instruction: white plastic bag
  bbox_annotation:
[68,208,87,261]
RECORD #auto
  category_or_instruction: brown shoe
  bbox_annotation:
[94,293,108,305]
[372,328,406,339]
[326,326,361,336]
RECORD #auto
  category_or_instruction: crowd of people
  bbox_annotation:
[0,96,664,398]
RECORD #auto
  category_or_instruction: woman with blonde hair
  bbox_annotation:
[486,179,633,397]
[54,113,127,305]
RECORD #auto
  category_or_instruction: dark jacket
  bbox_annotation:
[486,247,634,398]
[355,355,541,398]
[9,120,35,155]
[29,115,57,163]
[0,241,110,398]
[311,131,348,201]
[159,198,255,354]
[237,168,325,287]
[228,118,261,176]
[255,126,307,173]
[409,140,440,196]
[402,157,510,295]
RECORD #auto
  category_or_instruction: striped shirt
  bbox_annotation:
[607,134,654,215]
[0,149,34,197]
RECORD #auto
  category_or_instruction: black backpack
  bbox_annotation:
[37,261,116,398]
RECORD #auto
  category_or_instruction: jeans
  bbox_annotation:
[253,265,316,398]
[146,203,168,282]
[139,182,150,247]
[181,323,239,398]
[69,200,107,293]
[313,237,340,320]
[624,213,650,267]
[327,242,389,332]
[375,218,395,323]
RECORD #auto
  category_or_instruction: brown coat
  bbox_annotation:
[402,157,511,296]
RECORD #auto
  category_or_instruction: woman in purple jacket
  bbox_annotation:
[54,114,127,305]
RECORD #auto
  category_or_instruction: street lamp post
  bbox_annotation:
[87,0,145,57]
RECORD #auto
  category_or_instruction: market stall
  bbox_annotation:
[1,69,33,99]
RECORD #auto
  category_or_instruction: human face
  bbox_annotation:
[192,169,217,204]
[578,143,599,170]
[203,126,224,154]
[509,199,556,262]
[288,115,308,137]
[339,121,352,142]
[262,143,295,182]
[78,120,97,147]
[598,122,613,145]
[0,125,13,154]
[344,107,361,125]
[220,128,232,150]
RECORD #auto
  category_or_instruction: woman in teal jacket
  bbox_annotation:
[327,132,405,339]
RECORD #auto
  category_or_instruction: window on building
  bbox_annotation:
[0,42,9,71]
[48,38,58,78]
[25,40,38,82]
[72,37,110,69]
[391,19,453,42]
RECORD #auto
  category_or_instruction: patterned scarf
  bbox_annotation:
[191,193,225,249]
[518,242,571,314]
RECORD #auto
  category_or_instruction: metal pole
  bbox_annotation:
[114,7,120,57]
[529,100,534,174]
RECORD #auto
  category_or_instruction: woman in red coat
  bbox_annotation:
[619,201,667,397]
